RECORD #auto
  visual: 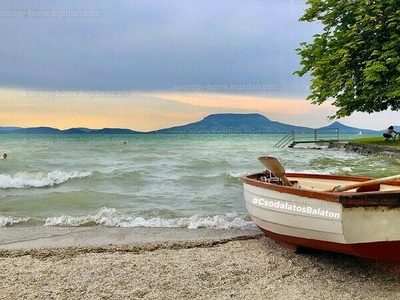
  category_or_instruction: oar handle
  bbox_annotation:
[325,174,400,192]
[280,176,293,187]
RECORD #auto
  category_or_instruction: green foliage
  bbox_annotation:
[295,0,400,119]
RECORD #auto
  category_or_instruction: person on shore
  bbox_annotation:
[383,126,397,140]
[1,153,7,159]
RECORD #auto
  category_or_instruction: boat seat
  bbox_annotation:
[356,184,380,193]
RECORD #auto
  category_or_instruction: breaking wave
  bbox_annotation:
[0,170,92,188]
[0,215,30,227]
[44,207,257,230]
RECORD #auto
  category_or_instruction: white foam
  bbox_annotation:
[290,169,333,175]
[226,171,249,179]
[0,216,29,227]
[0,170,92,188]
[44,207,257,230]
[341,166,353,172]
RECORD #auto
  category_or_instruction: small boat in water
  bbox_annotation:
[243,156,400,276]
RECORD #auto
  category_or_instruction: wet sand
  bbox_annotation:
[0,228,399,299]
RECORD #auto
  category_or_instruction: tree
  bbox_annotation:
[294,0,400,119]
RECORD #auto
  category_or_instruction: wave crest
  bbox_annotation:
[0,170,92,188]
[44,207,257,230]
[0,216,29,227]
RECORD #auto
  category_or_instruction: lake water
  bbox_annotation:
[0,133,394,230]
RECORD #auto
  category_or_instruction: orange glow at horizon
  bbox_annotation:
[148,92,334,115]
[0,88,336,131]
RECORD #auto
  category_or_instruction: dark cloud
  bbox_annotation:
[0,0,319,96]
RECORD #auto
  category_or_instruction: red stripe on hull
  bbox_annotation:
[257,226,400,261]
[259,226,400,277]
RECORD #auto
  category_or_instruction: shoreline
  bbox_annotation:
[0,228,399,299]
[0,227,261,250]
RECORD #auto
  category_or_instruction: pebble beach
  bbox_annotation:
[0,229,399,299]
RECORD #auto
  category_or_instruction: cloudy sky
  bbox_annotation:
[0,0,397,131]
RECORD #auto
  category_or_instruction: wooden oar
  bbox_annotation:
[325,174,400,192]
[258,156,293,187]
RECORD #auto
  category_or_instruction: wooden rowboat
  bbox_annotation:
[242,156,400,276]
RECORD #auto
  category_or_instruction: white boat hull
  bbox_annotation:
[243,172,400,261]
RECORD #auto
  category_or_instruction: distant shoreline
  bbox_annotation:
[0,113,384,135]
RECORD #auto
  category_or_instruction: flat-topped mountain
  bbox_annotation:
[150,113,310,134]
[151,113,381,134]
[0,113,384,134]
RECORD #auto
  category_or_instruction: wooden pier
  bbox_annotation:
[274,128,342,148]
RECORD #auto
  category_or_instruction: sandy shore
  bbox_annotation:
[0,229,399,299]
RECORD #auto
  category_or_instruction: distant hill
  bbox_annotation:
[319,121,381,135]
[150,113,313,134]
[0,126,21,131]
[9,127,63,134]
[151,113,383,134]
[0,113,385,134]
[88,128,141,134]
[0,126,143,134]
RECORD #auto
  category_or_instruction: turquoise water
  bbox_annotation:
[0,133,396,229]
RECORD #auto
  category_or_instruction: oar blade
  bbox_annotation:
[258,156,285,177]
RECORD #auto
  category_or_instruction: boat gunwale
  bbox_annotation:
[243,172,400,207]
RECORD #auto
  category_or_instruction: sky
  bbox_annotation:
[0,0,398,131]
